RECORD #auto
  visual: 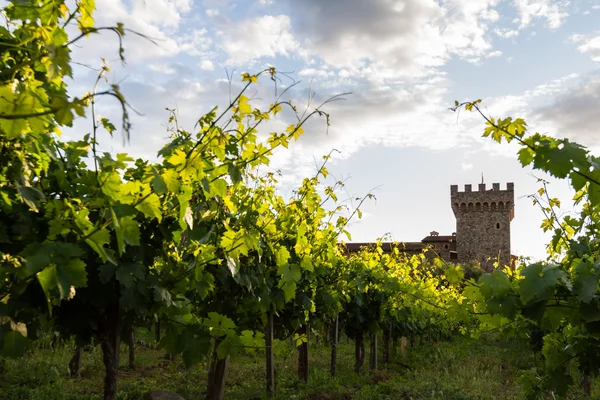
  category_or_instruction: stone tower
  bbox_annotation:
[451,183,514,269]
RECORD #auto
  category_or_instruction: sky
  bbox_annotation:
[53,0,600,260]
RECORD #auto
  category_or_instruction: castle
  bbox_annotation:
[345,182,515,270]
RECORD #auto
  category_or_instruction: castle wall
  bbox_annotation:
[344,182,515,271]
[451,183,514,269]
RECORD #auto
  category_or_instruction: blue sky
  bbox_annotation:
[61,0,600,260]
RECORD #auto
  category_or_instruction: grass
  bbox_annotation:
[0,331,596,399]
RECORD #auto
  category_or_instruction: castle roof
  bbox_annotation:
[421,235,455,243]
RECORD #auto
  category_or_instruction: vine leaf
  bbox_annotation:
[135,193,162,221]
[518,263,566,303]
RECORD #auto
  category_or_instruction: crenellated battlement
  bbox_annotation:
[451,182,514,220]
[450,182,514,194]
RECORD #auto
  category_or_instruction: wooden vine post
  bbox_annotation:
[383,324,392,364]
[127,328,135,370]
[69,346,82,377]
[100,303,122,400]
[354,331,365,373]
[297,324,309,383]
[369,333,377,370]
[155,319,161,344]
[265,310,275,397]
[330,314,339,376]
[206,338,230,400]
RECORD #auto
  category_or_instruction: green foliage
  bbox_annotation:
[456,98,600,397]
[0,2,484,399]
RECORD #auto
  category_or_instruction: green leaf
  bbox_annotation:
[300,256,313,272]
[98,264,116,283]
[228,163,242,185]
[161,169,180,192]
[77,0,96,29]
[57,259,87,298]
[116,22,125,35]
[206,312,236,330]
[160,330,186,356]
[573,261,598,303]
[16,185,46,212]
[280,264,301,282]
[237,95,252,115]
[177,191,192,229]
[241,73,258,83]
[22,242,83,275]
[239,330,255,351]
[276,247,290,268]
[1,331,30,358]
[182,335,211,367]
[518,263,566,304]
[486,295,520,319]
[100,117,116,135]
[518,147,534,166]
[211,179,228,198]
[167,149,187,166]
[151,174,167,194]
[580,301,600,322]
[115,263,144,288]
[154,286,172,307]
[54,103,74,126]
[216,336,238,359]
[479,270,512,298]
[37,265,58,308]
[85,228,114,264]
[281,281,296,302]
[111,208,125,256]
[136,193,162,221]
[0,116,28,138]
[445,264,464,285]
[120,216,140,246]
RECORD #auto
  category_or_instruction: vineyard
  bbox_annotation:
[2,2,600,400]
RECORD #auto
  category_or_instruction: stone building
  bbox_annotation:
[344,182,515,269]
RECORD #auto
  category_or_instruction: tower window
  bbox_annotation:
[496,223,500,229]
[444,244,448,249]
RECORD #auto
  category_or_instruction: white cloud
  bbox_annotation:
[68,0,182,65]
[488,50,503,57]
[535,74,600,146]
[261,73,490,184]
[178,28,213,57]
[571,33,600,62]
[146,62,194,76]
[298,68,331,78]
[218,15,300,65]
[131,0,192,29]
[512,0,569,29]
[206,9,219,17]
[240,0,504,83]
[494,28,520,38]
[200,60,215,71]
[65,75,235,162]
[481,9,500,21]
[149,63,177,74]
